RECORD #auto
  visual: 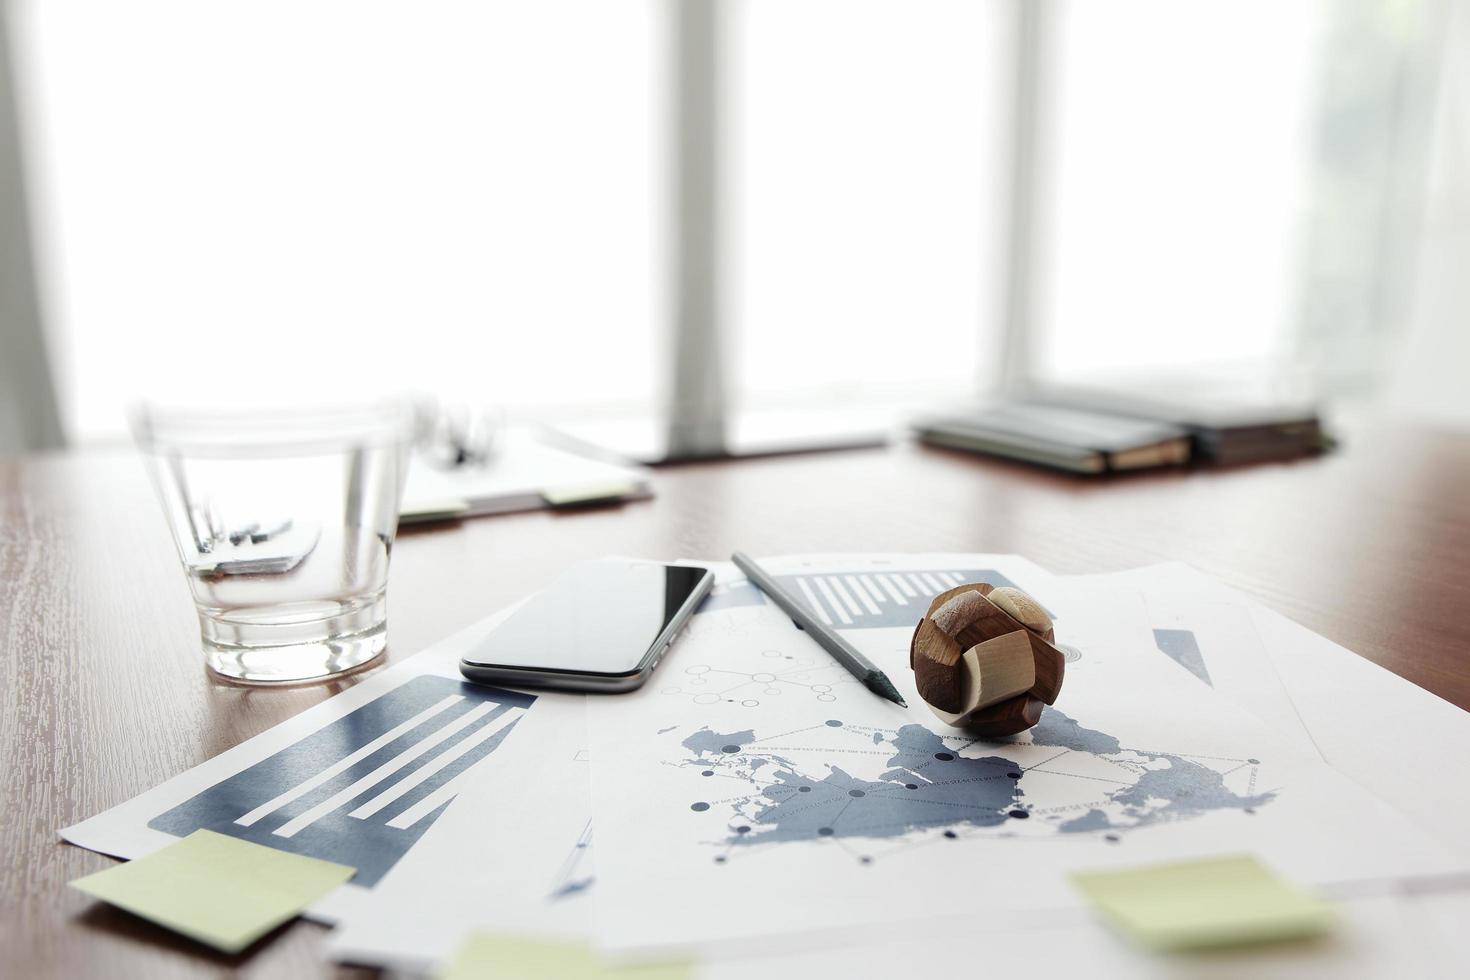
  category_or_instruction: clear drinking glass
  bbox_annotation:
[132,401,415,684]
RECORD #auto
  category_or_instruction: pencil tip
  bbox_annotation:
[866,673,908,708]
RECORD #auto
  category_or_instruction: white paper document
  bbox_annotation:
[1020,564,1321,758]
[328,693,594,971]
[327,554,1058,971]
[1100,562,1470,862]
[691,891,1462,980]
[59,607,536,923]
[585,555,1469,955]
[320,554,1470,977]
[402,428,650,521]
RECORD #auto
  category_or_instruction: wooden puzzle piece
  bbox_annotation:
[908,580,1064,736]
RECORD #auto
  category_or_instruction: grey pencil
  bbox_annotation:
[731,551,907,708]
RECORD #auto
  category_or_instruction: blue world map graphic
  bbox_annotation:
[677,709,1273,862]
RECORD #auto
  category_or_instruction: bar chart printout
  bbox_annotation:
[697,567,1028,629]
[149,675,535,886]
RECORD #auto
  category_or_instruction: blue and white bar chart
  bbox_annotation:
[695,566,1026,630]
[779,568,1024,628]
[149,675,535,886]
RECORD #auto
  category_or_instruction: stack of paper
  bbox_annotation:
[401,428,651,523]
[61,554,1470,977]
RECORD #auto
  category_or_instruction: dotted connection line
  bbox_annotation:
[1025,769,1133,786]
[750,724,828,745]
[862,773,1016,795]
[1022,749,1073,772]
[668,660,850,705]
[1127,749,1258,765]
[747,746,896,757]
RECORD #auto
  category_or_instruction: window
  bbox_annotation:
[14,0,665,441]
[1033,0,1324,383]
[11,0,1447,448]
[727,0,1007,408]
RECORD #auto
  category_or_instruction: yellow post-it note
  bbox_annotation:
[70,830,355,954]
[540,480,641,508]
[1071,854,1336,951]
[401,497,472,523]
[441,933,692,980]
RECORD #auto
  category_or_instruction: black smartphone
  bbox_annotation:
[459,559,714,693]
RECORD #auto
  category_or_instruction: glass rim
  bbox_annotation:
[130,399,417,458]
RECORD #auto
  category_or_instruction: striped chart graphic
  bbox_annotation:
[149,675,534,886]
[696,567,1026,630]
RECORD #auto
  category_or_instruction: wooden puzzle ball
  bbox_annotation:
[908,583,1064,737]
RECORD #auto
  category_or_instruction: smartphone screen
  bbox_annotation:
[462,560,711,677]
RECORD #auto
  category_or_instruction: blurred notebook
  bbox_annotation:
[1026,384,1330,465]
[915,402,1192,474]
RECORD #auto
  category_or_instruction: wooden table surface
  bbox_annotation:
[5,420,1469,977]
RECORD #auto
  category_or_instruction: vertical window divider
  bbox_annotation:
[666,0,728,458]
[994,0,1052,396]
[0,2,65,452]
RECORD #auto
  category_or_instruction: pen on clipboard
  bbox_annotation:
[730,551,907,708]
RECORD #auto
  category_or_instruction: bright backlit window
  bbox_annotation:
[13,1,1340,444]
[15,0,666,440]
[1034,0,1324,381]
[727,0,1007,406]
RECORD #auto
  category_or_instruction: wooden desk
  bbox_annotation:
[5,422,1469,976]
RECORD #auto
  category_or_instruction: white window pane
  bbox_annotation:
[728,0,1006,404]
[1035,0,1323,380]
[15,0,664,441]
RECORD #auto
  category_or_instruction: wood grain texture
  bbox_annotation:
[911,615,963,668]
[962,694,1046,738]
[4,415,1470,976]
[988,586,1053,641]
[931,590,995,640]
[910,618,964,712]
[966,632,1038,710]
[924,581,992,617]
[1026,631,1066,705]
[925,632,1037,729]
[950,591,1024,650]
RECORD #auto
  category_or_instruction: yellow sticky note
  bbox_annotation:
[401,498,471,522]
[70,830,355,954]
[1071,854,1336,951]
[441,933,692,980]
[540,480,641,508]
